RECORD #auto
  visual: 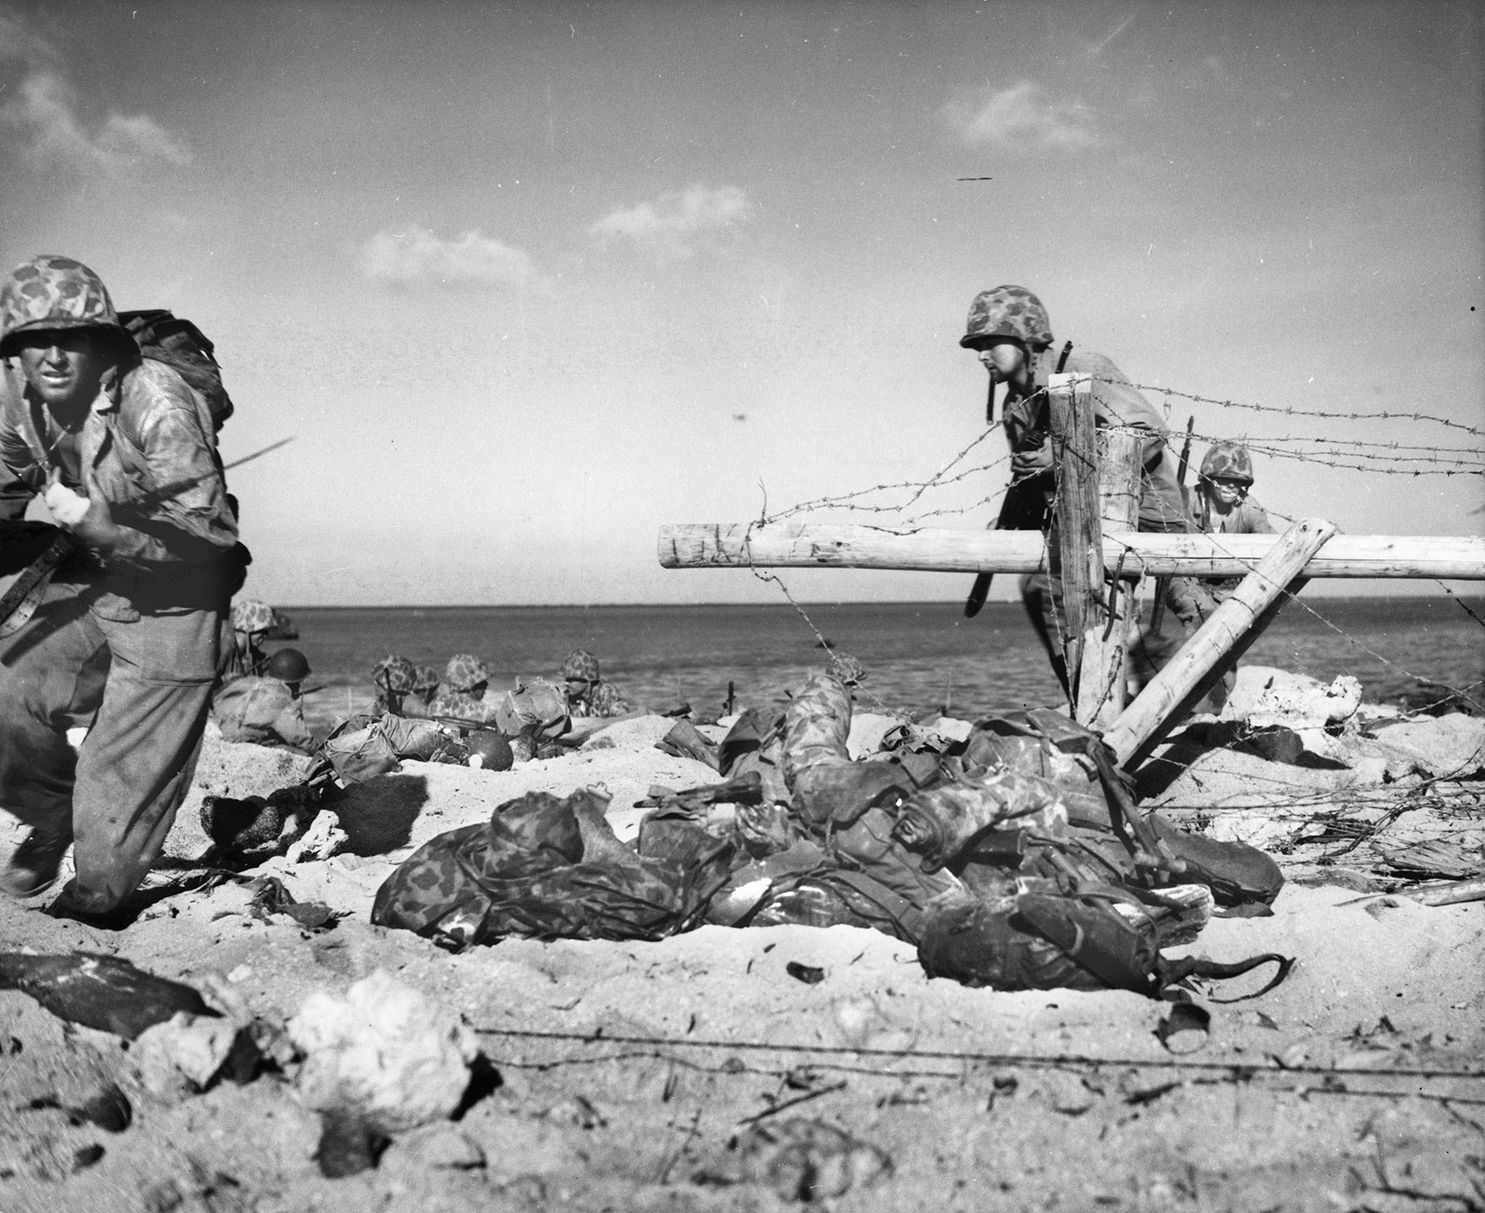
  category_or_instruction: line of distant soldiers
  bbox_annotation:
[210,609,634,755]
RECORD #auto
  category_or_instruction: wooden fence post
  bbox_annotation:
[1047,373,1099,702]
[1102,516,1338,768]
[1078,428,1143,728]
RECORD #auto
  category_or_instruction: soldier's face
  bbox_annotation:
[16,330,111,411]
[1207,478,1248,506]
[975,340,1026,383]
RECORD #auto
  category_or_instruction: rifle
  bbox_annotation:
[0,527,72,638]
[964,340,1072,619]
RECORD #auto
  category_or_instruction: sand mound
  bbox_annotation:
[1,690,1481,1212]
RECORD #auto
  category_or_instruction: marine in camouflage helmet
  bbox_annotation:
[0,255,135,359]
[230,599,276,635]
[373,653,417,694]
[1199,441,1255,485]
[444,653,490,693]
[958,284,1054,352]
[824,652,865,686]
[561,649,601,683]
[412,664,441,695]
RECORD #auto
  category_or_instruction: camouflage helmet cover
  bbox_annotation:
[230,599,276,634]
[0,255,134,358]
[1200,441,1255,485]
[445,652,490,692]
[825,652,866,686]
[959,284,1054,352]
[412,664,441,693]
[561,648,601,683]
[373,653,417,693]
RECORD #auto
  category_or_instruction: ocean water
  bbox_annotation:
[278,596,1485,733]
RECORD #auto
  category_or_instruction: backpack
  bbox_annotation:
[119,309,234,433]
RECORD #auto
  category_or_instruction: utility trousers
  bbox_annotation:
[0,579,226,914]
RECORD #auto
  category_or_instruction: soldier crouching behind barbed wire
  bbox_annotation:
[959,284,1194,699]
[1135,440,1279,710]
[561,648,632,718]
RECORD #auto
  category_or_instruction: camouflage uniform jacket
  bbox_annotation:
[0,358,240,619]
[569,680,631,719]
[1001,348,1190,534]
[213,676,315,752]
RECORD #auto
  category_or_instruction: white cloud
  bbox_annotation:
[589,184,754,259]
[357,226,545,291]
[0,65,192,174]
[943,80,1099,152]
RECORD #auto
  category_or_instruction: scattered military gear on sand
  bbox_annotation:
[0,952,219,1040]
[199,784,321,858]
[231,599,276,635]
[371,787,736,951]
[0,254,134,357]
[561,648,601,683]
[918,884,1291,997]
[465,730,514,772]
[373,653,417,693]
[493,676,570,748]
[1199,440,1256,485]
[444,653,489,693]
[958,283,1054,352]
[265,648,311,682]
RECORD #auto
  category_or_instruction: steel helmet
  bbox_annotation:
[230,599,276,635]
[465,730,514,771]
[412,664,441,694]
[959,284,1054,352]
[561,648,601,683]
[373,653,417,693]
[1199,441,1255,485]
[444,653,490,693]
[0,255,135,358]
[265,648,311,683]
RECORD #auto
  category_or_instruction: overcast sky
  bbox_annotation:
[2,0,1481,606]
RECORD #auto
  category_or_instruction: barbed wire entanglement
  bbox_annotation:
[728,374,1484,841]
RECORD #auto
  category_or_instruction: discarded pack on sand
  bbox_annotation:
[370,786,735,950]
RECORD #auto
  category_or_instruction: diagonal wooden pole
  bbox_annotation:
[1101,516,1338,769]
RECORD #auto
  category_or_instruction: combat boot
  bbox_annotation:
[0,817,73,900]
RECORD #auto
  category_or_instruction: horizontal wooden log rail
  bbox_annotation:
[658,523,1485,580]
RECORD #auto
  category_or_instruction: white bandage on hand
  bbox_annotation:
[43,481,93,527]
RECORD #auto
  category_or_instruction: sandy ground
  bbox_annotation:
[1,668,1482,1213]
